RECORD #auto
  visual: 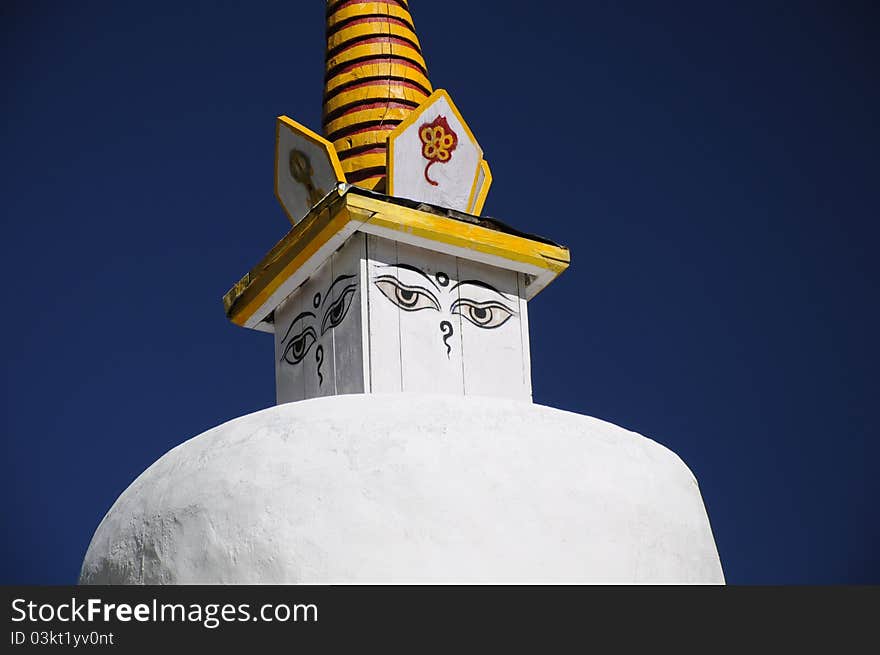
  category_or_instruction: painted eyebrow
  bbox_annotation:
[449,279,507,299]
[321,274,357,308]
[280,311,315,343]
[379,263,440,291]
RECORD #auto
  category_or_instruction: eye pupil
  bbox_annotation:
[453,302,513,329]
[374,277,440,313]
[322,285,356,334]
[283,328,316,365]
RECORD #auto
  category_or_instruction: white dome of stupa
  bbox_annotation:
[80,393,724,584]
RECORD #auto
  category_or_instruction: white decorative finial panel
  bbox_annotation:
[387,90,483,213]
[274,116,346,226]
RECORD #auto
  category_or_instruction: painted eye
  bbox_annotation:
[452,300,515,329]
[281,327,317,365]
[374,276,441,312]
[321,284,357,334]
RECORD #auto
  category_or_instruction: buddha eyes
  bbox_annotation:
[282,326,317,364]
[321,284,357,335]
[280,276,358,368]
[374,276,441,312]
[283,270,517,368]
[451,300,514,329]
[373,274,515,330]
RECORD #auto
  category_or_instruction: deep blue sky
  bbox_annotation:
[2,1,877,584]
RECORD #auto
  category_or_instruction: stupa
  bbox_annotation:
[79,1,724,584]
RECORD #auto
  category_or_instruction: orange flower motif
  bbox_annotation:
[418,115,458,186]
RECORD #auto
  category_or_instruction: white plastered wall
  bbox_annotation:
[274,234,366,403]
[273,233,532,403]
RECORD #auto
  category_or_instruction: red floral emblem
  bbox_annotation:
[418,115,458,186]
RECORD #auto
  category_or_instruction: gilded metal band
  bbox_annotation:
[324,76,431,105]
[327,0,409,17]
[326,119,404,146]
[340,152,387,175]
[327,5,416,31]
[324,105,415,137]
[324,60,432,97]
[327,14,417,39]
[330,124,397,155]
[345,166,387,185]
[327,23,422,54]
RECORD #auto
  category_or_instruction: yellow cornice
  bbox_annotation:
[223,192,352,327]
[346,193,567,274]
[223,187,570,331]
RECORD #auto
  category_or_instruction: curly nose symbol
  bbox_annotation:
[315,344,324,386]
[439,321,453,358]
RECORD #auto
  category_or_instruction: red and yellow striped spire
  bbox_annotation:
[323,0,433,190]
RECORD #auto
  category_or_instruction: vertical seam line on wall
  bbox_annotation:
[363,234,373,393]
[331,250,339,395]
[456,257,466,395]
[517,272,531,400]
[395,240,404,391]
[517,272,524,388]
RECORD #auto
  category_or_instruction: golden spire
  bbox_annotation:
[323,0,433,190]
